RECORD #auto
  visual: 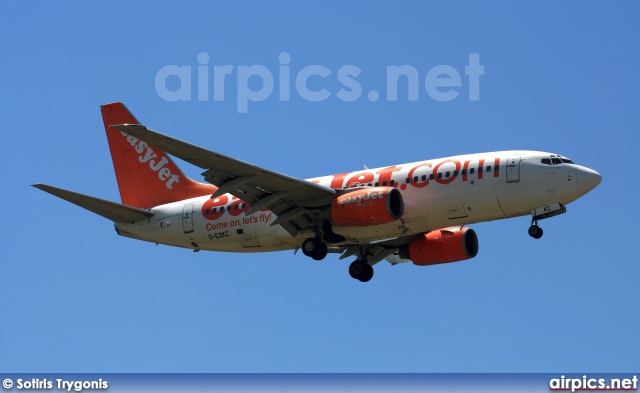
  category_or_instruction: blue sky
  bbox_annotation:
[1,1,638,373]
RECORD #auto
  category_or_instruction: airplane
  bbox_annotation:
[33,102,602,282]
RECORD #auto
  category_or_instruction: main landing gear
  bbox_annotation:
[301,222,376,282]
[349,260,374,282]
[301,221,343,261]
[301,237,375,282]
[302,238,328,260]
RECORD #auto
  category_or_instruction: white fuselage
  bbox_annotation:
[115,150,597,254]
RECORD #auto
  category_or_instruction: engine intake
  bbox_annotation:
[400,226,478,265]
[329,187,404,226]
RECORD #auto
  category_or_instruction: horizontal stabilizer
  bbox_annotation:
[33,184,154,223]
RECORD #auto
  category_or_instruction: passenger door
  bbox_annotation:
[182,204,194,234]
[506,156,521,183]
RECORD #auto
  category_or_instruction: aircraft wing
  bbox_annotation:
[33,184,154,223]
[112,124,340,236]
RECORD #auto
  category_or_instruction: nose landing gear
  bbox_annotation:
[528,221,543,239]
[528,203,567,239]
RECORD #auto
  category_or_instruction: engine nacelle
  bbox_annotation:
[400,226,478,266]
[329,187,404,226]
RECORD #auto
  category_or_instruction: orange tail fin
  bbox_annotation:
[101,102,216,208]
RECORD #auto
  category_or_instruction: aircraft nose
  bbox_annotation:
[575,166,602,195]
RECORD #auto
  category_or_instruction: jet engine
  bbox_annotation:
[328,187,404,226]
[400,226,478,265]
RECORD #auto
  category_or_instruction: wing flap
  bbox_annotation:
[33,184,154,223]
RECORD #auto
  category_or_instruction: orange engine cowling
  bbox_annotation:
[400,226,479,265]
[329,187,404,226]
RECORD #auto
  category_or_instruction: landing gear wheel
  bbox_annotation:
[348,261,362,279]
[359,264,374,282]
[302,238,320,257]
[311,242,328,261]
[528,225,543,239]
[349,261,374,282]
[302,238,328,260]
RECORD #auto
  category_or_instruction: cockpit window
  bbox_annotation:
[543,155,575,165]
